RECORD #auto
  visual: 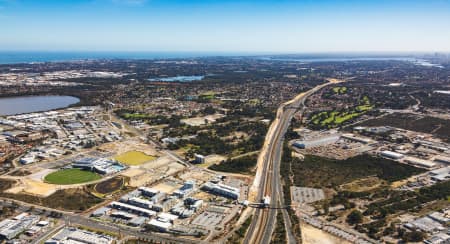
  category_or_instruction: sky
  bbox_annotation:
[1,0,450,53]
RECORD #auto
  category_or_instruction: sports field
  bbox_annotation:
[114,151,156,165]
[44,168,101,185]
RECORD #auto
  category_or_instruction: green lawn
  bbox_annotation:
[114,151,156,165]
[45,168,101,185]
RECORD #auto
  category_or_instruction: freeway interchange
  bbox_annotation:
[244,79,343,244]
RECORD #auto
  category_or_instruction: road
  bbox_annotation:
[244,79,343,244]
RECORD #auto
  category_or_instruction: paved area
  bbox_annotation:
[291,186,325,204]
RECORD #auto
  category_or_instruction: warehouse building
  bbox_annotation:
[434,155,450,165]
[404,156,436,169]
[292,134,340,149]
[147,219,172,232]
[45,227,115,244]
[201,182,240,200]
[429,167,450,181]
[109,201,156,217]
[0,214,39,240]
[138,187,159,197]
[379,150,404,160]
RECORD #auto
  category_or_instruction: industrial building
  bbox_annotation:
[292,134,340,149]
[138,187,159,197]
[429,167,450,182]
[404,216,445,234]
[45,227,115,244]
[201,182,240,200]
[147,218,172,232]
[0,214,39,240]
[379,150,404,160]
[404,156,436,169]
[109,201,156,217]
[340,133,374,144]
[434,155,450,165]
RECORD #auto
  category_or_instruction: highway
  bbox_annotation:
[244,79,343,244]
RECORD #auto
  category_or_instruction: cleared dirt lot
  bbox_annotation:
[301,223,350,244]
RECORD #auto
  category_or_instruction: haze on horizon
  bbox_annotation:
[1,0,450,53]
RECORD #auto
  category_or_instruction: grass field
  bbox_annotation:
[114,151,156,165]
[44,169,101,185]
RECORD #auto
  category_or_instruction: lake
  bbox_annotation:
[0,95,80,116]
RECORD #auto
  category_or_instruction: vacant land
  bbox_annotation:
[359,113,450,142]
[9,169,32,176]
[0,179,15,192]
[209,155,257,174]
[94,176,125,195]
[45,169,101,185]
[114,151,156,165]
[0,187,103,211]
[287,154,424,188]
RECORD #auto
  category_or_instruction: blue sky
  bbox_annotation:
[1,0,449,52]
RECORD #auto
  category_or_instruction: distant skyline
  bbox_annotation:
[1,0,450,53]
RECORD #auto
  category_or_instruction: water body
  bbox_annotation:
[148,75,205,82]
[0,51,247,64]
[0,95,80,116]
[260,56,418,62]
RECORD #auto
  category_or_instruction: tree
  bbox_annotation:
[402,231,426,242]
[346,210,363,225]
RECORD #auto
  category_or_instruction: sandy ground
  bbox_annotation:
[99,139,159,157]
[121,156,185,187]
[179,168,215,183]
[6,179,60,197]
[181,114,225,126]
[140,156,173,170]
[301,223,351,244]
[152,181,182,194]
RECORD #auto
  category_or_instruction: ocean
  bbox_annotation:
[0,51,243,64]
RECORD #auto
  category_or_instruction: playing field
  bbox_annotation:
[114,151,156,165]
[44,168,101,185]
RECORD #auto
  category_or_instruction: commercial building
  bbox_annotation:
[201,182,240,200]
[173,181,196,198]
[72,157,125,175]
